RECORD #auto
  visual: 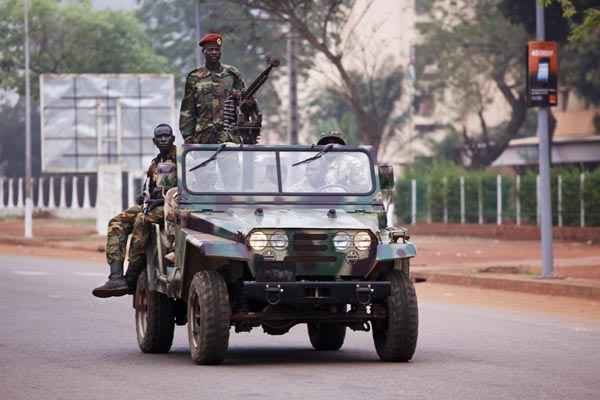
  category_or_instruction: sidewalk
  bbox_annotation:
[1,218,599,300]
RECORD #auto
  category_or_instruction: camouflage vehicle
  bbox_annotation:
[133,143,418,364]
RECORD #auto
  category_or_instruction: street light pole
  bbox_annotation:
[24,0,33,239]
[287,27,299,145]
[536,1,554,277]
[195,0,202,67]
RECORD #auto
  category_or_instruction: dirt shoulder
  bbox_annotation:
[416,282,600,322]
[2,217,600,305]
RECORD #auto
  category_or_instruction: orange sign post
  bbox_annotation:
[527,41,558,107]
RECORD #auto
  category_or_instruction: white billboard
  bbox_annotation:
[40,74,175,172]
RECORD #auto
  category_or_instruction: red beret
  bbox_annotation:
[199,33,223,47]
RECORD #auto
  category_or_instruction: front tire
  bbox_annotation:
[373,269,418,362]
[308,322,346,351]
[187,270,231,365]
[135,271,175,353]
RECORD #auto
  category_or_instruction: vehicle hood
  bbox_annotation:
[187,208,379,237]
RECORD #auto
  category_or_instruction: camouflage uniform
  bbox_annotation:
[179,65,246,144]
[104,145,177,273]
[105,205,143,268]
[127,145,178,271]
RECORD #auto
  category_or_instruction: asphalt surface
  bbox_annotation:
[1,254,600,400]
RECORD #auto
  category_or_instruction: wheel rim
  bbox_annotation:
[136,283,148,340]
[189,290,201,349]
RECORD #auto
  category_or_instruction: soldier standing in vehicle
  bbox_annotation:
[92,124,177,298]
[179,33,257,144]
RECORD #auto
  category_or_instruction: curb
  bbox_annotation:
[0,236,104,254]
[3,236,599,301]
[413,270,600,301]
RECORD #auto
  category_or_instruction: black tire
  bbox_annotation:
[135,271,175,353]
[187,270,231,365]
[308,322,346,351]
[373,269,418,362]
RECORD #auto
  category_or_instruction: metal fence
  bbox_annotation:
[396,172,598,227]
[0,172,145,219]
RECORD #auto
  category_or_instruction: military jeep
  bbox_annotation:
[134,144,418,364]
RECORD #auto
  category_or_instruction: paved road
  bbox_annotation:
[1,255,599,400]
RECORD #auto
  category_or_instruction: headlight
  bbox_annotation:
[333,231,352,251]
[249,231,268,251]
[270,232,288,250]
[354,231,372,251]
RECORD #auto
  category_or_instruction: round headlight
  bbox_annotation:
[270,232,288,250]
[333,231,352,251]
[354,231,372,251]
[249,231,268,251]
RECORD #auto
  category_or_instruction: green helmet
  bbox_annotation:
[317,130,347,145]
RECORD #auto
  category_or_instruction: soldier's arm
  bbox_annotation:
[179,73,197,140]
[228,66,246,91]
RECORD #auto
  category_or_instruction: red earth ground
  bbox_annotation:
[1,217,599,279]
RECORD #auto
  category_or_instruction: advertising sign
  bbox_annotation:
[527,41,558,107]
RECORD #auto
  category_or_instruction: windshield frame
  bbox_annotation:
[181,145,377,197]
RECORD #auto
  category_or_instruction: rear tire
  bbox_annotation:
[373,269,418,362]
[187,270,231,365]
[135,271,175,353]
[308,322,346,351]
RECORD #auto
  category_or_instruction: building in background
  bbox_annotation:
[493,89,600,169]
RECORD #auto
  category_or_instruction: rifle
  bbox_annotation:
[223,58,280,144]
[142,176,164,215]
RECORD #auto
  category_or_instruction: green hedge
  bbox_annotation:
[394,164,600,227]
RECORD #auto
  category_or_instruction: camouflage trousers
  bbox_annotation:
[105,205,142,267]
[127,206,165,270]
[105,205,163,269]
[183,125,241,145]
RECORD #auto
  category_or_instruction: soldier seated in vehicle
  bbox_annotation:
[92,124,177,298]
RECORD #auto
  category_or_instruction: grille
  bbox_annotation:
[290,232,332,255]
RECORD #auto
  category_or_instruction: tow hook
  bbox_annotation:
[265,284,283,305]
[355,284,374,305]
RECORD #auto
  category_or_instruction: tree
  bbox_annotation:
[416,0,530,168]
[0,0,167,100]
[540,0,600,42]
[308,58,408,154]
[501,0,600,105]
[234,0,408,160]
[0,0,167,176]
[136,0,307,141]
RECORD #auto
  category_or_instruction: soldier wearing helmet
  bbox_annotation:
[317,130,347,146]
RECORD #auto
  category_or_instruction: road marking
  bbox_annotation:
[572,326,594,333]
[13,271,49,276]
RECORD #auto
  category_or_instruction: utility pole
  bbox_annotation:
[195,0,202,67]
[536,1,554,277]
[24,0,33,239]
[287,28,299,144]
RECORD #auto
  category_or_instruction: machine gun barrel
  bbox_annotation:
[242,59,280,100]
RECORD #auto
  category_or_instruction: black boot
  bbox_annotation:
[92,262,130,298]
[124,262,145,294]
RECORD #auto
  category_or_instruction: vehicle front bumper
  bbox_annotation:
[243,281,390,306]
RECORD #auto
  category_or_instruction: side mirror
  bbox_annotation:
[378,164,395,191]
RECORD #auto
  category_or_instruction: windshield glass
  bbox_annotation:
[185,149,373,194]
